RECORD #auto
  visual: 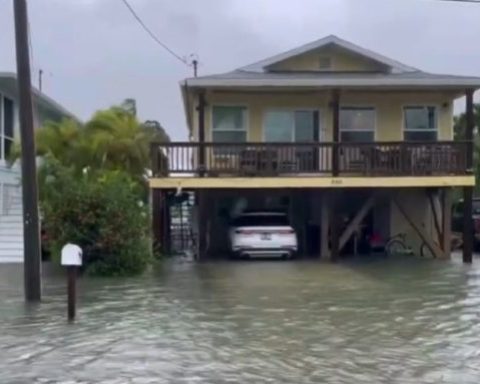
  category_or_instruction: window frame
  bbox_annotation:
[402,105,439,142]
[339,105,376,142]
[1,94,15,161]
[262,108,322,143]
[209,104,249,143]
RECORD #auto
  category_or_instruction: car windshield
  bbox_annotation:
[232,214,289,227]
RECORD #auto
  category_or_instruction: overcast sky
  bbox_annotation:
[1,0,479,140]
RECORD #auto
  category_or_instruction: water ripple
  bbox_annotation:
[1,257,480,383]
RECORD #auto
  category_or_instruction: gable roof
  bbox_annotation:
[239,35,417,74]
[0,71,79,121]
[182,35,480,90]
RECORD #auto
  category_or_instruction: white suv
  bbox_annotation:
[229,211,298,259]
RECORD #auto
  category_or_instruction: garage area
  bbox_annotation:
[157,187,452,261]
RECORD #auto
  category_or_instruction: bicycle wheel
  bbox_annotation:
[420,242,435,258]
[385,239,406,256]
[451,235,463,251]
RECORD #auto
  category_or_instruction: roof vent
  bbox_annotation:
[318,56,332,70]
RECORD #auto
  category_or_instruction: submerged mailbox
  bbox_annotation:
[61,243,83,266]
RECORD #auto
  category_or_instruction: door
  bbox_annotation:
[263,109,320,172]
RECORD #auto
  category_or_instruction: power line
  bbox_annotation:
[120,0,190,66]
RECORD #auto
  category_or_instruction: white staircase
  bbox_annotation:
[0,185,24,263]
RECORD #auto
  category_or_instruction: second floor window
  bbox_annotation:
[0,94,14,160]
[340,107,375,142]
[403,106,437,141]
[211,106,247,143]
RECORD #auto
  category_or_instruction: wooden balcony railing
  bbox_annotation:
[151,141,469,178]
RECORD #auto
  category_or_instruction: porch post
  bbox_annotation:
[197,90,207,177]
[330,190,340,261]
[320,191,330,259]
[197,190,208,260]
[164,192,172,255]
[331,90,340,176]
[441,188,452,258]
[152,189,164,255]
[463,89,474,263]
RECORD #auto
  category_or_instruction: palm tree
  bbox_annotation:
[11,100,169,186]
[85,107,152,178]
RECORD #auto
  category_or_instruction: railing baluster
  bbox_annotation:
[149,141,468,178]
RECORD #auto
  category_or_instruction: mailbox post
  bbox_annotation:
[61,243,82,321]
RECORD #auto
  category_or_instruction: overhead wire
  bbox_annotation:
[120,0,192,67]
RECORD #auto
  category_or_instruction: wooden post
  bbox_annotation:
[441,188,452,257]
[67,266,77,321]
[427,189,442,247]
[339,195,375,251]
[463,89,474,264]
[197,91,206,177]
[330,190,340,261]
[320,191,330,259]
[331,90,340,177]
[14,0,42,302]
[163,192,172,255]
[197,190,208,260]
[152,189,164,254]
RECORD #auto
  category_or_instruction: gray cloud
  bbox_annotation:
[0,0,479,140]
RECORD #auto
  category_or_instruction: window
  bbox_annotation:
[340,107,375,142]
[264,110,318,142]
[404,106,437,141]
[0,94,15,160]
[211,106,247,143]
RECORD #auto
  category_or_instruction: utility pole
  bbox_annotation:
[13,0,42,302]
[38,69,43,92]
[192,59,198,77]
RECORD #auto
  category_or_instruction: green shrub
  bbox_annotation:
[41,159,151,276]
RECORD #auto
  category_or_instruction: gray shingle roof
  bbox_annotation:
[183,69,480,89]
[182,35,480,90]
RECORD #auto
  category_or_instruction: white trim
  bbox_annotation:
[261,107,322,143]
[402,104,439,141]
[183,75,480,89]
[0,93,3,160]
[339,105,377,141]
[0,93,15,161]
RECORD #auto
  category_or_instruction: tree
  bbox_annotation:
[454,103,480,140]
[11,99,169,183]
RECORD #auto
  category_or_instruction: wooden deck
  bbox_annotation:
[151,141,469,179]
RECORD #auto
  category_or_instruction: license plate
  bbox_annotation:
[261,233,271,240]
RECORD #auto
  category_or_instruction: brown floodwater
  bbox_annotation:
[1,254,480,383]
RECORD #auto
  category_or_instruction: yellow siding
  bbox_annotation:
[196,90,456,142]
[269,46,386,72]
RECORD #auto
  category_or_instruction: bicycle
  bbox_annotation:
[384,233,415,257]
[420,232,463,258]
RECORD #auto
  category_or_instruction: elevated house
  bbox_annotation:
[150,35,479,261]
[0,72,76,263]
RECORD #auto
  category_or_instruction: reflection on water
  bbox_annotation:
[1,255,480,383]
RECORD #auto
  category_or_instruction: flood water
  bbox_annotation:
[1,255,480,383]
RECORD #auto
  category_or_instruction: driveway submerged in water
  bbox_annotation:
[1,256,480,383]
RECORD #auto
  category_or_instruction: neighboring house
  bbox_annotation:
[150,35,480,261]
[0,72,76,263]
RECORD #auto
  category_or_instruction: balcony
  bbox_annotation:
[151,141,469,178]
